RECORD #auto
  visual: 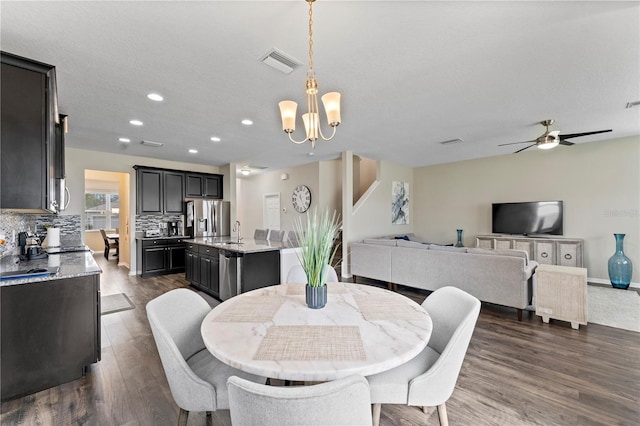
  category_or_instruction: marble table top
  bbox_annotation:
[201,282,432,381]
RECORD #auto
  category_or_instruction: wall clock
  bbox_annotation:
[292,185,312,213]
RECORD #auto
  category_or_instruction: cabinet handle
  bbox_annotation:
[564,253,572,260]
[541,252,548,258]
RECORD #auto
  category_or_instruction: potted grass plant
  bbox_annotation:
[293,207,341,309]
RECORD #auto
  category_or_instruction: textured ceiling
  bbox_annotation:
[1,1,638,174]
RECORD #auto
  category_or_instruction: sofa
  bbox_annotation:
[349,237,538,320]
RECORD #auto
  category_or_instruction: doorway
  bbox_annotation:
[84,170,130,268]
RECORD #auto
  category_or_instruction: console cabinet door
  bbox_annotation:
[558,241,581,267]
[513,240,534,259]
[476,237,493,249]
[534,241,556,265]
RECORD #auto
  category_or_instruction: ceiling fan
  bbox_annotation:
[499,119,612,153]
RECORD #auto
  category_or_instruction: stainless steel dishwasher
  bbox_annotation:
[219,249,243,301]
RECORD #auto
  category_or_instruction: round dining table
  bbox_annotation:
[201,282,432,382]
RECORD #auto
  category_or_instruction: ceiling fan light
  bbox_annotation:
[538,137,559,150]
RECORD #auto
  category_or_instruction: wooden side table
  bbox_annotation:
[535,264,587,329]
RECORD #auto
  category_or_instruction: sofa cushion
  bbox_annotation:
[396,239,429,249]
[427,245,467,253]
[363,238,398,247]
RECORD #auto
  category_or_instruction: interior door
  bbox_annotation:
[263,193,281,230]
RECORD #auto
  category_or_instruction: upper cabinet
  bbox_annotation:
[134,166,185,214]
[1,51,64,213]
[185,173,223,199]
[135,166,222,215]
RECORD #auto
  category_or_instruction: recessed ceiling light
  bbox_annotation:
[147,93,164,102]
[188,149,198,154]
[308,152,315,157]
[210,136,221,142]
[118,137,131,143]
[241,119,253,126]
[129,119,143,126]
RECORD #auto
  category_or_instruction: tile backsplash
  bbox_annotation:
[0,212,82,258]
[135,214,183,234]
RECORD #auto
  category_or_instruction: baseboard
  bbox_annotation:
[588,277,639,289]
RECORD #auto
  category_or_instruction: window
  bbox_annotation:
[85,192,119,231]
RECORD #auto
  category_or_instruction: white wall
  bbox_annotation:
[350,160,414,242]
[413,136,640,283]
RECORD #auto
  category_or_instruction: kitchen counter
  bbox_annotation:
[187,237,297,254]
[135,235,187,241]
[0,251,102,286]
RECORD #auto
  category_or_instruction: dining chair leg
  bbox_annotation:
[177,408,189,426]
[437,403,449,426]
[205,411,213,426]
[372,403,381,426]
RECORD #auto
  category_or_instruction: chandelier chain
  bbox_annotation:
[308,0,314,72]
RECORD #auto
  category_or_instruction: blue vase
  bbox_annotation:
[306,284,327,309]
[608,234,633,290]
[455,229,464,247]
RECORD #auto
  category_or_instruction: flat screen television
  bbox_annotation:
[492,201,563,236]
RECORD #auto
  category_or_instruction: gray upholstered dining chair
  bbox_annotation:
[228,374,373,426]
[253,228,268,240]
[366,286,481,426]
[286,229,299,246]
[286,264,339,283]
[146,289,266,426]
[268,229,286,242]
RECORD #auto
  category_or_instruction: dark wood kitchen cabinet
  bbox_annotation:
[1,274,101,400]
[185,243,220,298]
[1,51,62,212]
[134,166,185,214]
[185,173,223,199]
[140,238,186,277]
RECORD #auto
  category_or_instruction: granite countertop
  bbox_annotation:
[135,235,188,241]
[187,237,297,254]
[0,251,102,287]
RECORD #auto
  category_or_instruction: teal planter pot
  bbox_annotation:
[306,284,327,309]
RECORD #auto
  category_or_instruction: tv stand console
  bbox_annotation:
[475,235,583,267]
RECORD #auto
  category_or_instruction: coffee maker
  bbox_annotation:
[18,231,48,260]
[167,221,181,236]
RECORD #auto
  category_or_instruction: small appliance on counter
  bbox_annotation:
[167,221,182,236]
[18,231,48,260]
[144,229,162,238]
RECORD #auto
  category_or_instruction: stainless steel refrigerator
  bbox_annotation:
[185,199,230,238]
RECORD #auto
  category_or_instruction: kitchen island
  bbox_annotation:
[0,251,101,400]
[185,237,299,300]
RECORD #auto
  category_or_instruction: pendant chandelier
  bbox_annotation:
[278,0,341,149]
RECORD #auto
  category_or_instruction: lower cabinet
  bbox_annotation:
[186,243,220,298]
[1,274,101,399]
[140,238,186,277]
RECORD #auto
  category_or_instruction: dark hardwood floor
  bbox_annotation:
[1,255,639,425]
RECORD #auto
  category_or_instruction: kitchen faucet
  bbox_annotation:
[233,220,242,243]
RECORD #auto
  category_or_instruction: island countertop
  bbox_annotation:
[186,237,297,254]
[0,251,102,287]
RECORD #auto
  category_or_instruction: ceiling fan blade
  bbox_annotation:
[514,144,535,154]
[559,129,612,140]
[559,140,575,146]
[498,139,535,146]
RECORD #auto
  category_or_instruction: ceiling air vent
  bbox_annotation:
[260,49,302,74]
[141,140,164,147]
[439,138,464,145]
